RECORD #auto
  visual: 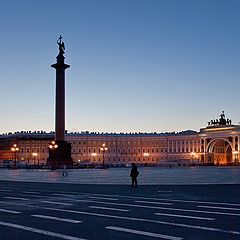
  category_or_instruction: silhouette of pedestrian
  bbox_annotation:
[62,164,68,176]
[130,163,139,187]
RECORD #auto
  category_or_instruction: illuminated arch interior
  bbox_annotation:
[207,139,232,165]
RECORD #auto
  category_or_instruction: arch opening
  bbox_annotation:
[207,139,233,165]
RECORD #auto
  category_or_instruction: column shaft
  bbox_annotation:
[55,68,65,141]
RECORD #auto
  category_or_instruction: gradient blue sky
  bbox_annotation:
[0,0,240,133]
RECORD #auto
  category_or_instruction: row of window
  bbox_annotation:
[72,146,200,154]
[17,145,200,155]
[81,155,193,163]
[70,139,199,146]
[20,147,46,154]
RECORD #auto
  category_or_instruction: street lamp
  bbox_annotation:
[91,152,97,160]
[11,144,19,169]
[143,152,149,165]
[49,141,58,170]
[190,152,196,165]
[91,153,97,166]
[32,153,38,167]
[100,143,108,168]
[232,151,238,165]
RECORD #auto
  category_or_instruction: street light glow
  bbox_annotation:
[48,141,58,170]
[11,144,19,169]
[100,143,108,167]
[49,141,58,149]
[11,146,19,152]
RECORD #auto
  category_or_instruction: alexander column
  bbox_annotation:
[47,35,73,168]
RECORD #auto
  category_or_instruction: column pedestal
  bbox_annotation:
[47,141,72,169]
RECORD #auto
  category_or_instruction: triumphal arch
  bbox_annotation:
[199,112,239,165]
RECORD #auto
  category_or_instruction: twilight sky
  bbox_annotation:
[0,0,240,134]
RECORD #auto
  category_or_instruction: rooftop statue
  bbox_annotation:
[208,111,231,127]
[220,111,225,120]
[57,35,65,56]
[219,111,226,125]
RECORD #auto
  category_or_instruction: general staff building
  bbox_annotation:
[0,114,239,167]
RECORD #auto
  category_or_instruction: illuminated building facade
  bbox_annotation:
[0,114,239,167]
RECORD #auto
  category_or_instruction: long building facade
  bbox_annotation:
[0,114,239,167]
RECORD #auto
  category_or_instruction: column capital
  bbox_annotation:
[51,62,70,70]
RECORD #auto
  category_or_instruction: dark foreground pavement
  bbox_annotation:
[0,181,239,240]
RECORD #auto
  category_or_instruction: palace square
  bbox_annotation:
[0,112,239,168]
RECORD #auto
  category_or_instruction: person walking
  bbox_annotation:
[130,163,139,187]
[62,164,68,176]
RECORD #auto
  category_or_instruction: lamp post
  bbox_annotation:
[143,152,149,166]
[232,151,238,165]
[49,141,58,170]
[32,153,38,168]
[100,143,108,168]
[190,152,196,166]
[11,144,19,169]
[91,153,97,167]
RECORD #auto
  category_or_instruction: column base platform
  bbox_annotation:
[47,140,73,169]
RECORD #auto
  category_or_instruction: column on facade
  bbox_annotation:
[238,136,240,163]
[167,138,169,154]
[237,136,240,152]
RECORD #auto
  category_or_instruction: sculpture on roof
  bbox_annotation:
[208,111,232,127]
[220,111,225,119]
[219,111,226,125]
